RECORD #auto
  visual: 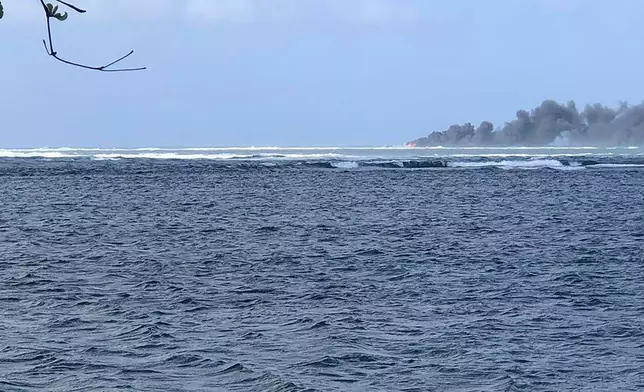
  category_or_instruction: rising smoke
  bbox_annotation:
[408,100,644,147]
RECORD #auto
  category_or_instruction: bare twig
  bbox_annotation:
[40,0,146,72]
[56,0,86,14]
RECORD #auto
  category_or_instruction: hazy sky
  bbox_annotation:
[2,0,644,148]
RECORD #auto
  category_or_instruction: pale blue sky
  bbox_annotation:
[1,0,643,148]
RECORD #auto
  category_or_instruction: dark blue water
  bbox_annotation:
[1,156,643,391]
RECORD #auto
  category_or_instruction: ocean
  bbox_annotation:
[1,146,643,391]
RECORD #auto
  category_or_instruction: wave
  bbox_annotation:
[0,151,78,159]
[407,145,602,150]
[0,150,357,161]
[449,159,572,170]
[93,153,253,160]
[590,163,644,168]
[15,146,407,152]
[331,161,359,169]
[1,147,643,170]
[3,145,639,154]
[348,158,643,170]
[94,152,359,161]
[259,158,644,170]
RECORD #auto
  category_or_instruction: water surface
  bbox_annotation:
[1,147,643,391]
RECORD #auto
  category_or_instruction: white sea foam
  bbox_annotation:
[88,152,362,161]
[371,160,405,167]
[93,153,253,160]
[92,156,121,161]
[0,146,640,164]
[407,146,603,150]
[273,153,356,160]
[606,146,640,150]
[449,159,575,170]
[590,163,644,168]
[331,161,359,169]
[0,151,77,158]
[444,153,596,158]
[179,146,406,151]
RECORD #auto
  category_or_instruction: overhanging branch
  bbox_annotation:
[56,0,86,14]
[40,0,146,72]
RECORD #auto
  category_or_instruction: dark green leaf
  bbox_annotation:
[0,1,4,19]
[54,11,68,21]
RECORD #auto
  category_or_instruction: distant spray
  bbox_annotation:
[408,100,644,147]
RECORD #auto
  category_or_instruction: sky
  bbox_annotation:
[1,0,644,148]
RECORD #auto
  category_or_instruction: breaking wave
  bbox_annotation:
[0,147,643,170]
[331,161,360,169]
[449,159,574,170]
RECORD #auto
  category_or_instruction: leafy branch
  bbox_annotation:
[40,0,146,72]
[0,0,146,72]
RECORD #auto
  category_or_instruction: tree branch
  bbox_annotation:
[56,0,85,14]
[40,0,146,72]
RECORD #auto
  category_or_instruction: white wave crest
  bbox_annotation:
[590,163,644,168]
[0,146,640,164]
[448,159,581,170]
[331,161,359,169]
[93,153,253,160]
[0,151,77,158]
[372,160,405,167]
[89,152,361,161]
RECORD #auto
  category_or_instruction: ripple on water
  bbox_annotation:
[0,159,643,391]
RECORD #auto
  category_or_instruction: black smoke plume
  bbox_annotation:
[408,100,644,147]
